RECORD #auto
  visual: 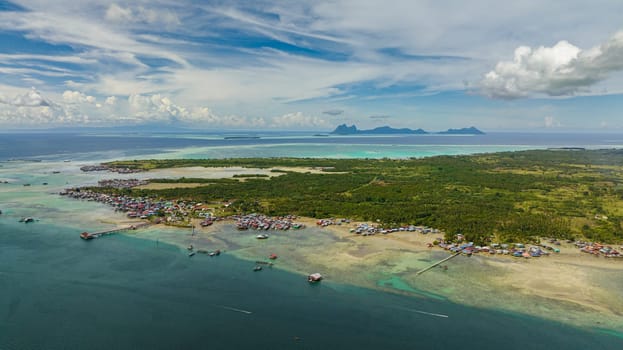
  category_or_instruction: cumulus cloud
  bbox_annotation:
[0,89,259,127]
[322,109,344,116]
[480,31,623,99]
[105,96,117,105]
[0,88,52,107]
[62,90,96,104]
[271,112,329,128]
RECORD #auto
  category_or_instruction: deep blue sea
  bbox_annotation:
[2,131,623,161]
[1,131,622,349]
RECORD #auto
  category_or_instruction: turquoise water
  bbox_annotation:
[1,132,623,348]
[1,220,621,349]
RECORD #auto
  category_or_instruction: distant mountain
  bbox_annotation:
[331,124,428,135]
[437,127,485,135]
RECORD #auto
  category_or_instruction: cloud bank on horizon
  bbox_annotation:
[1,0,623,130]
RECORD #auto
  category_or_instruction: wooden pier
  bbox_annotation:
[80,222,150,240]
[415,252,461,276]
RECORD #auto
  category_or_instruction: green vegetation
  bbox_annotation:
[148,177,238,184]
[100,149,623,244]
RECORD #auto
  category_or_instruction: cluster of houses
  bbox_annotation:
[316,218,441,237]
[316,218,350,227]
[62,186,312,232]
[351,223,440,236]
[435,238,556,258]
[80,164,143,173]
[575,241,622,258]
[235,214,305,231]
[60,188,215,224]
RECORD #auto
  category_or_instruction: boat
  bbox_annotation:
[308,273,323,283]
[188,251,196,257]
[209,249,221,257]
[80,232,94,240]
[253,265,263,271]
[269,253,278,260]
[256,234,269,239]
[23,184,31,186]
[187,244,194,251]
[19,217,35,223]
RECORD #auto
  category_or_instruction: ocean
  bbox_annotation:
[2,131,623,161]
[1,131,622,349]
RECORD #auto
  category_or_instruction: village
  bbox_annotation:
[80,164,144,173]
[60,181,623,260]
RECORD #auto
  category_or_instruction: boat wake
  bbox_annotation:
[218,305,253,314]
[392,306,448,318]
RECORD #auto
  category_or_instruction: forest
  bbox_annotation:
[97,149,623,244]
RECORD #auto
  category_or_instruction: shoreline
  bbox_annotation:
[57,158,622,331]
[96,214,623,331]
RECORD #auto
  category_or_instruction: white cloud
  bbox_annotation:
[0,87,328,129]
[105,3,133,23]
[62,90,96,104]
[480,31,623,99]
[105,96,117,105]
[105,3,180,27]
[0,9,187,67]
[0,88,52,107]
[271,112,329,128]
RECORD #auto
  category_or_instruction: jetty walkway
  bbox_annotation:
[416,252,461,276]
[80,222,151,240]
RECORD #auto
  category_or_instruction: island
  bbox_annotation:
[62,149,623,331]
[437,126,485,135]
[330,124,485,135]
[331,124,428,135]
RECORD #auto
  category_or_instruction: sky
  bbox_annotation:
[1,0,623,131]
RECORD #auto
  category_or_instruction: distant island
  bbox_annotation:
[331,124,427,135]
[330,124,484,135]
[437,126,485,135]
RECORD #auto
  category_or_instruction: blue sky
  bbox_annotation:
[1,0,623,131]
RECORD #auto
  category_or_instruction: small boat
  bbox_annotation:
[308,273,323,283]
[42,182,48,185]
[209,249,221,257]
[188,251,196,257]
[80,232,94,240]
[253,265,263,271]
[269,253,278,260]
[187,244,194,251]
[256,234,269,239]
[19,217,35,223]
[23,184,31,186]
